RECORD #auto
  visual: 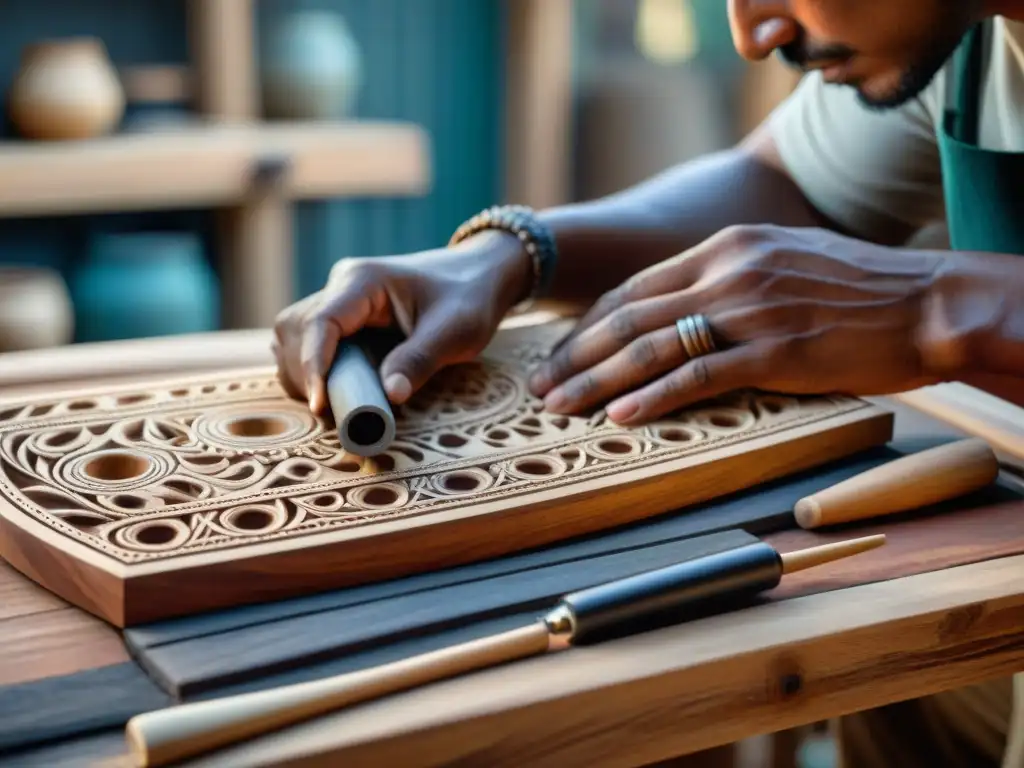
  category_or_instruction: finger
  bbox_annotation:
[273,293,320,405]
[542,326,685,413]
[271,335,304,402]
[378,308,483,404]
[531,291,702,395]
[301,280,389,414]
[605,340,777,425]
[553,248,709,354]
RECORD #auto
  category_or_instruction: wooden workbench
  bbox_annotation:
[2,317,1024,767]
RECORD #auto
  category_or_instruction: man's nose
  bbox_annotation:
[727,0,799,60]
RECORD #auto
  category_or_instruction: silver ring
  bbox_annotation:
[675,314,717,359]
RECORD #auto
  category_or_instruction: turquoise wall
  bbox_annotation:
[0,0,505,324]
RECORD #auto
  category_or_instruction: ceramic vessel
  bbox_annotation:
[70,232,219,342]
[260,10,362,119]
[7,37,125,140]
[0,266,74,351]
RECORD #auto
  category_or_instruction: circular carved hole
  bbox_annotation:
[68,400,96,411]
[233,509,273,531]
[442,472,481,492]
[658,429,693,443]
[84,452,151,481]
[346,411,386,447]
[117,394,152,406]
[598,439,633,454]
[337,460,361,473]
[551,416,570,430]
[201,385,217,394]
[439,433,467,448]
[363,486,399,506]
[226,415,290,438]
[515,459,555,476]
[112,494,147,510]
[171,389,189,397]
[488,429,510,440]
[136,523,177,546]
[291,463,315,479]
[709,413,743,429]
[314,494,336,507]
[46,431,78,447]
[760,398,787,415]
[373,454,396,472]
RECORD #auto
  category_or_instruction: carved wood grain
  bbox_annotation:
[0,319,894,626]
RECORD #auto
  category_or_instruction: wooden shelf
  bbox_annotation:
[0,121,431,218]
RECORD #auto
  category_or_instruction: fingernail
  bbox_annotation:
[529,369,549,395]
[307,380,322,414]
[384,373,412,404]
[607,396,639,423]
[543,387,567,412]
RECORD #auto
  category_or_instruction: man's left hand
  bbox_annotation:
[527,224,950,425]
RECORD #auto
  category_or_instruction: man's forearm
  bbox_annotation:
[536,143,833,304]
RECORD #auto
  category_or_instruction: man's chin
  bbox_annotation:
[854,82,923,111]
[846,65,942,111]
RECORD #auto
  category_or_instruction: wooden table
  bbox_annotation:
[3,320,1024,768]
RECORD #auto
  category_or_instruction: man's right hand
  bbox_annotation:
[272,230,532,415]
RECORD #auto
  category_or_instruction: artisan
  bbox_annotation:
[273,2,1024,766]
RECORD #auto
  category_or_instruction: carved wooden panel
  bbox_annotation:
[0,320,893,626]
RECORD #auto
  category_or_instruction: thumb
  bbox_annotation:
[379,307,482,404]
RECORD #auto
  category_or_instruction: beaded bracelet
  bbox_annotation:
[448,204,558,308]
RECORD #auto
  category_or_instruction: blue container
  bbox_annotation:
[70,231,219,342]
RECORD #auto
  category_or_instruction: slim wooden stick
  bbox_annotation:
[780,534,886,574]
[127,623,552,767]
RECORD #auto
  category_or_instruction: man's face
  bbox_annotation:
[728,0,983,109]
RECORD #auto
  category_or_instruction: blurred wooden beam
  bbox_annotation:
[503,0,575,208]
[187,0,259,121]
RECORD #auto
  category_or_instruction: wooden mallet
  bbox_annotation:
[124,533,885,766]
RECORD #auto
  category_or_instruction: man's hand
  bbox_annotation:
[273,232,531,415]
[527,224,952,425]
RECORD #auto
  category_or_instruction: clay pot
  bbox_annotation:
[70,231,219,342]
[0,266,74,352]
[260,10,362,120]
[7,37,125,140]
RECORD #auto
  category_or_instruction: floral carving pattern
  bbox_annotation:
[0,322,873,564]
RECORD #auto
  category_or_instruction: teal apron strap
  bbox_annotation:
[945,22,989,144]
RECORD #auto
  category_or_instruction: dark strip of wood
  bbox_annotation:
[126,445,911,653]
[0,728,129,768]
[135,529,758,697]
[0,662,170,753]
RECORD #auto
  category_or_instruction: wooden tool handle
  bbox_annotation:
[780,534,886,574]
[794,438,999,529]
[125,623,551,767]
